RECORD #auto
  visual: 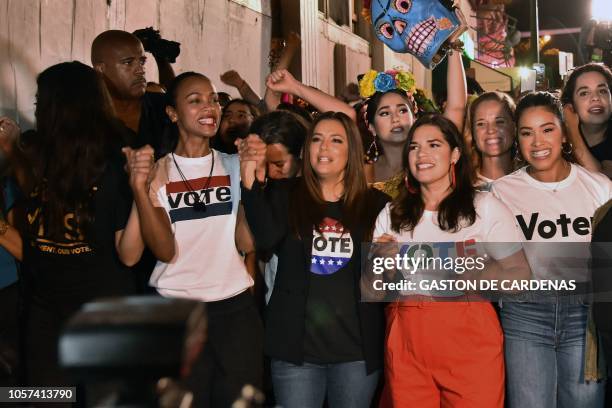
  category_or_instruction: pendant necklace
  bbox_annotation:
[172,150,215,212]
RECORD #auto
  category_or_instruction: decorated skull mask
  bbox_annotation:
[371,0,462,69]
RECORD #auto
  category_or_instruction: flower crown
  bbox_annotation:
[358,69,417,99]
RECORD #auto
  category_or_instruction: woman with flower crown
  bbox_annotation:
[264,56,466,198]
[361,50,467,196]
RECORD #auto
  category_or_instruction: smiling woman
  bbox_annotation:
[129,71,264,406]
[374,114,526,407]
[463,92,517,190]
[240,111,389,408]
[492,92,612,408]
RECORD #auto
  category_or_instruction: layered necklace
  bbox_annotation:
[171,150,214,212]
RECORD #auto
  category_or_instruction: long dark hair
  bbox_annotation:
[390,114,476,233]
[289,112,369,234]
[33,61,120,240]
[159,71,211,156]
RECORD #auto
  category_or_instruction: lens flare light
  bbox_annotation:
[592,0,612,22]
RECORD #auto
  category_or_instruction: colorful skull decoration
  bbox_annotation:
[371,0,463,69]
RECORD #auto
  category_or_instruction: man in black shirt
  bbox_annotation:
[91,29,174,156]
[91,30,177,292]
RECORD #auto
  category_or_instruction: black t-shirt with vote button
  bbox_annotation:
[303,202,363,364]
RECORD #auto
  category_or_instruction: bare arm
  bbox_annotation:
[155,57,176,90]
[123,145,176,263]
[236,203,259,286]
[264,32,301,111]
[267,69,356,120]
[220,70,261,106]
[115,202,145,267]
[442,50,467,131]
[236,203,255,254]
[135,191,175,263]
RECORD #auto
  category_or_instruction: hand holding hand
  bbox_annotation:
[371,234,400,280]
[122,145,155,193]
[236,134,267,187]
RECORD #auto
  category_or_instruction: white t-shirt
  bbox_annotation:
[475,172,494,192]
[492,164,612,280]
[374,192,522,295]
[148,150,253,301]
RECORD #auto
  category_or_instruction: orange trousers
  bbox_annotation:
[381,301,504,408]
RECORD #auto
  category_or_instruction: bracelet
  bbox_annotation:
[448,39,465,55]
[0,220,9,236]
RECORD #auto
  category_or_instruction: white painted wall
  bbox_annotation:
[0,0,272,128]
[316,16,370,95]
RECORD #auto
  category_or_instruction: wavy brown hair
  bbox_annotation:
[390,114,476,234]
[289,111,370,235]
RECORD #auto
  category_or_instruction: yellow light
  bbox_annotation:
[543,35,551,43]
[592,0,612,22]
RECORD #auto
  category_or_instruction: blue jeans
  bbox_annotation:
[501,301,605,408]
[271,359,379,408]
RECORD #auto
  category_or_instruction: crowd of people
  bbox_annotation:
[0,26,612,408]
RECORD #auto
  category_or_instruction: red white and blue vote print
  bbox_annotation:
[166,175,233,222]
[310,217,353,275]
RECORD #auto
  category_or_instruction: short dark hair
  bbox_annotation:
[561,63,612,106]
[249,111,306,158]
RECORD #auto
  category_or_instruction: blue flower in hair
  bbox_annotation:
[374,72,396,93]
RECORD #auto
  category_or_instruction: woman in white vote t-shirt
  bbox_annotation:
[373,114,527,407]
[492,92,611,408]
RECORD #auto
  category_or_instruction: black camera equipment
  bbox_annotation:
[59,296,206,407]
[133,27,181,63]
